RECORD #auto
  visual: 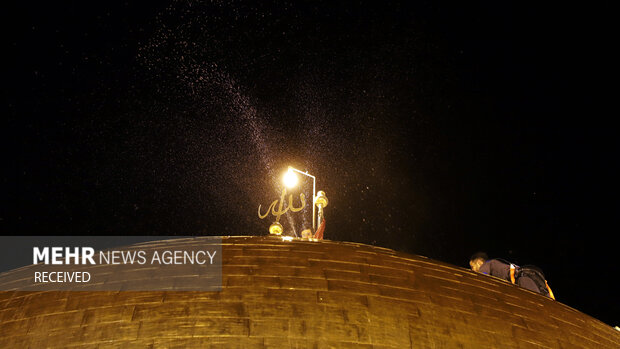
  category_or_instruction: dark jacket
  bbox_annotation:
[479,259,513,282]
[479,259,554,299]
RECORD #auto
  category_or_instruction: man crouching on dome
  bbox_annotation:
[469,252,555,300]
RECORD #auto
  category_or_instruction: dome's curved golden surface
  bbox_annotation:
[0,236,618,348]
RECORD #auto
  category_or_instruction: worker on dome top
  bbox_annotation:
[300,218,325,240]
[469,252,555,300]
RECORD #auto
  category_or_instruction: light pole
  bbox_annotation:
[284,166,317,231]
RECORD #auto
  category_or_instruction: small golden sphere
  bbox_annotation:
[269,222,283,235]
[315,190,328,207]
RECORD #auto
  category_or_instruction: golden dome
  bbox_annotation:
[0,236,618,348]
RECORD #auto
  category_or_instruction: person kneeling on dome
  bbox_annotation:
[469,252,555,300]
[300,219,326,240]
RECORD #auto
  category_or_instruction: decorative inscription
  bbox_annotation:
[258,188,306,223]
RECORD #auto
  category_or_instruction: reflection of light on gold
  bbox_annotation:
[315,190,328,207]
[283,168,298,188]
[281,236,294,242]
[269,222,283,235]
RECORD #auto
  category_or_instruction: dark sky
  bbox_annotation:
[3,1,617,325]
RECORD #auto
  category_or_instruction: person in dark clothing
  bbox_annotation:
[469,252,555,299]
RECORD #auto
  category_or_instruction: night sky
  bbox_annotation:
[4,2,617,325]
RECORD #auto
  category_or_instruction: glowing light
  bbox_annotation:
[269,222,283,235]
[281,236,294,242]
[283,168,298,188]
